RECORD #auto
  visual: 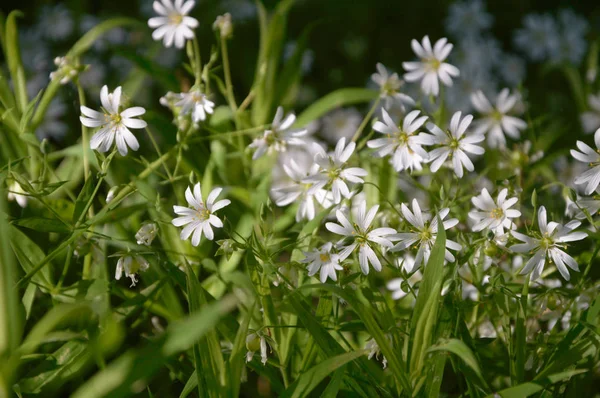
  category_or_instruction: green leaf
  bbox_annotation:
[489,369,588,398]
[294,88,379,127]
[5,10,27,112]
[0,176,22,363]
[282,350,366,398]
[409,215,446,378]
[10,226,54,289]
[12,217,71,234]
[66,18,141,58]
[427,339,483,381]
[71,296,237,398]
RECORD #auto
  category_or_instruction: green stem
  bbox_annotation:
[192,36,202,86]
[220,37,237,112]
[351,98,380,143]
[76,82,90,181]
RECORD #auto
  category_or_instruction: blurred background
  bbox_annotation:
[1,0,600,163]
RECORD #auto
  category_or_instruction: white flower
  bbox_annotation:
[249,107,308,159]
[391,199,462,270]
[172,183,231,246]
[365,338,388,369]
[136,223,158,246]
[514,13,560,62]
[116,255,150,287]
[304,137,367,204]
[245,333,269,365]
[403,36,460,96]
[371,63,415,110]
[321,108,362,144]
[49,56,79,85]
[551,10,589,66]
[445,0,493,38]
[510,206,587,281]
[175,89,215,123]
[580,93,600,135]
[425,111,484,177]
[367,108,432,172]
[7,182,27,208]
[80,85,147,156]
[271,159,328,222]
[468,188,521,236]
[326,202,397,275]
[471,89,527,148]
[148,0,199,49]
[570,136,600,195]
[301,242,344,283]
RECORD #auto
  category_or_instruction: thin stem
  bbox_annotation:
[76,82,90,181]
[192,36,203,86]
[220,36,237,112]
[351,98,380,143]
[145,127,173,181]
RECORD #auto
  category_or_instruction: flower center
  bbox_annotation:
[427,58,441,71]
[169,13,184,25]
[195,207,211,221]
[492,110,503,122]
[327,168,341,180]
[490,207,504,219]
[319,253,330,262]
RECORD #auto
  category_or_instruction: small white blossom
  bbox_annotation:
[371,63,415,110]
[7,182,28,208]
[49,56,80,85]
[403,36,460,96]
[246,333,269,365]
[391,199,462,270]
[304,137,367,204]
[148,0,199,49]
[80,85,147,156]
[116,255,150,287]
[425,111,485,177]
[326,202,397,275]
[271,159,327,222]
[580,93,600,135]
[468,188,521,236]
[136,223,158,246]
[471,89,527,148]
[249,107,308,159]
[172,183,231,246]
[175,89,215,123]
[367,108,432,172]
[511,206,587,281]
[365,338,388,369]
[301,242,344,283]
[570,136,600,195]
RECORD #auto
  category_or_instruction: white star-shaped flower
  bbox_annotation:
[367,108,432,172]
[326,202,397,275]
[403,36,459,96]
[301,242,344,283]
[148,0,199,49]
[470,89,527,148]
[425,111,485,177]
[249,106,308,159]
[468,188,521,236]
[570,135,600,195]
[390,199,461,270]
[172,183,231,246]
[510,206,587,281]
[304,137,368,204]
[116,255,150,287]
[176,89,215,122]
[80,85,147,156]
[371,62,415,110]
